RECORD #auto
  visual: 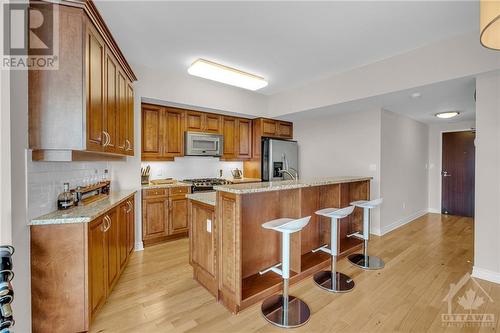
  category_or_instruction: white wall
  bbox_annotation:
[10,69,30,333]
[143,158,242,181]
[292,109,382,233]
[1,57,12,245]
[268,33,500,117]
[427,120,475,213]
[472,72,500,283]
[380,110,429,235]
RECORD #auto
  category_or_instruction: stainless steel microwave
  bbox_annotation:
[185,132,224,156]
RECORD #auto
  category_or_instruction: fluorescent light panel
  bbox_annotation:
[435,111,460,119]
[188,59,268,91]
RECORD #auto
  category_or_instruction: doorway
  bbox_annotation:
[441,131,475,217]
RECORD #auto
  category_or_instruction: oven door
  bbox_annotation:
[185,132,223,156]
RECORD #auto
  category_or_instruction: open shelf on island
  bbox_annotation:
[242,269,298,301]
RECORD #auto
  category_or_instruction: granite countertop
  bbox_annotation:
[186,192,216,207]
[141,181,191,189]
[30,190,137,225]
[213,176,372,194]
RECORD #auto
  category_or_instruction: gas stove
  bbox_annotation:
[183,178,232,192]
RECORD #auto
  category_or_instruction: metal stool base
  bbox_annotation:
[348,253,385,270]
[313,271,355,293]
[261,294,311,328]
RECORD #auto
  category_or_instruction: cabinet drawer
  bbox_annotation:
[169,187,189,196]
[143,188,167,197]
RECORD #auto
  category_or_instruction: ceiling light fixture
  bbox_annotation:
[187,59,268,91]
[480,0,500,50]
[435,111,460,119]
[411,92,422,99]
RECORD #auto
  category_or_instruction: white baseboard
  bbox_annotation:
[134,241,144,251]
[428,208,441,214]
[472,266,500,284]
[379,209,428,236]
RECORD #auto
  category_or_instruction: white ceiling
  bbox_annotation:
[95,1,479,95]
[283,76,476,124]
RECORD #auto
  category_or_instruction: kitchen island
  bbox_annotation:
[188,177,372,313]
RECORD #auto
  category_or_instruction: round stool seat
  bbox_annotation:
[315,206,355,219]
[262,216,311,234]
[350,198,383,209]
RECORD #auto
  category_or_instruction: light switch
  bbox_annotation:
[207,219,212,233]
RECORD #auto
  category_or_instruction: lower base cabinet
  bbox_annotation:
[31,194,135,333]
[142,187,190,246]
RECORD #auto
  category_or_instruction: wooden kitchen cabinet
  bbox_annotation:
[28,2,136,161]
[141,105,184,160]
[169,195,189,234]
[89,217,107,318]
[189,200,217,296]
[237,118,252,160]
[127,197,135,254]
[105,208,120,292]
[142,186,191,246]
[186,111,222,133]
[222,117,237,160]
[251,118,293,159]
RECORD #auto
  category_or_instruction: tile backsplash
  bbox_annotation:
[27,158,111,219]
[142,156,243,181]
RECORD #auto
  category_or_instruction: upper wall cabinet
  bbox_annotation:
[29,2,137,161]
[251,118,293,159]
[185,111,222,134]
[141,104,184,161]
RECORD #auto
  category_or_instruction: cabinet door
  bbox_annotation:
[142,198,169,240]
[126,82,134,155]
[237,118,252,159]
[118,202,129,269]
[117,70,128,154]
[141,104,163,159]
[278,121,293,138]
[127,198,135,254]
[85,23,106,152]
[191,203,216,277]
[103,51,118,153]
[205,114,222,133]
[89,217,106,316]
[261,119,278,137]
[164,107,184,157]
[105,208,119,292]
[222,117,237,159]
[169,195,188,235]
[185,111,204,132]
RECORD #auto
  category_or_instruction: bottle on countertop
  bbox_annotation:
[57,182,75,210]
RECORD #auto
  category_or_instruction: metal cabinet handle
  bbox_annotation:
[126,200,132,213]
[102,131,110,147]
[442,171,452,177]
[125,139,132,151]
[103,215,111,232]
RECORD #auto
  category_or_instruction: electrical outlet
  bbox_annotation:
[207,219,212,233]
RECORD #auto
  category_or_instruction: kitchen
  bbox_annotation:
[2,1,500,333]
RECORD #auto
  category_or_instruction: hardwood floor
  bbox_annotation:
[90,213,500,332]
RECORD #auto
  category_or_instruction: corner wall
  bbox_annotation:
[293,109,382,233]
[380,110,429,235]
[472,72,500,283]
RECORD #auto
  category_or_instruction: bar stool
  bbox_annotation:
[347,198,384,270]
[259,216,311,328]
[312,206,355,292]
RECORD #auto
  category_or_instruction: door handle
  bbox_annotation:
[442,171,452,177]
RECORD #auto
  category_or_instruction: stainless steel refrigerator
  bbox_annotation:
[261,137,299,181]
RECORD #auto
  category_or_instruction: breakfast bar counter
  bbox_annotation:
[189,177,372,313]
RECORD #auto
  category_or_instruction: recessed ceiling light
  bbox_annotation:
[188,59,268,91]
[435,111,460,119]
[411,92,422,99]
